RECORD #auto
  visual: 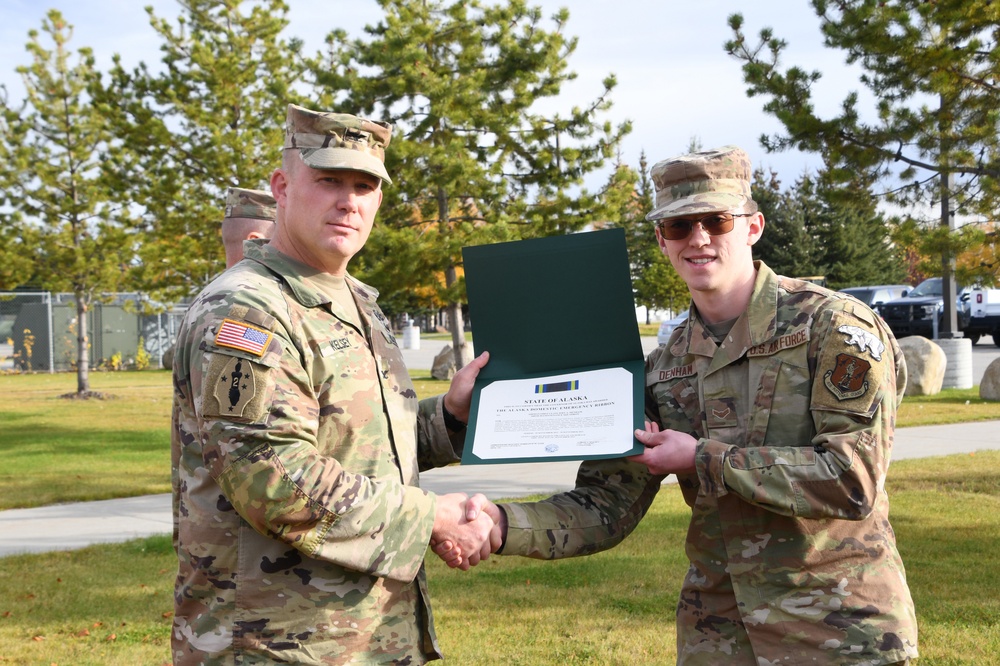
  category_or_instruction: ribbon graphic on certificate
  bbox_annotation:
[461,228,645,465]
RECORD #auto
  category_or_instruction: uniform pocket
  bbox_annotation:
[747,356,814,449]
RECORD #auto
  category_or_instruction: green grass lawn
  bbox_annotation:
[0,452,997,664]
[0,371,998,510]
[0,372,454,509]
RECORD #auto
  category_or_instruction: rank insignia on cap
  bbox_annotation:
[823,353,871,401]
[215,319,272,357]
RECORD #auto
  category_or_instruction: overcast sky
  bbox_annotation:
[0,0,866,188]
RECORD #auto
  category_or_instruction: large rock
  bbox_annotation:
[898,336,946,396]
[980,357,1000,401]
[431,343,474,380]
[161,344,175,371]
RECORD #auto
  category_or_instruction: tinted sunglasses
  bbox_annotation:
[656,212,754,241]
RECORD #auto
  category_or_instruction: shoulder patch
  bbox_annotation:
[202,354,272,422]
[823,353,872,400]
[215,319,273,357]
[837,324,885,361]
[813,311,889,416]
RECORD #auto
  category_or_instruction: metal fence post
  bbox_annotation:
[46,292,54,373]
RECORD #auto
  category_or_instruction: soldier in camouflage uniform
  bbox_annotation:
[450,146,918,665]
[222,186,276,269]
[163,188,276,371]
[171,103,496,665]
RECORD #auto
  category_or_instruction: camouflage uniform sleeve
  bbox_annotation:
[193,307,435,584]
[697,304,902,521]
[497,459,663,559]
[415,395,465,471]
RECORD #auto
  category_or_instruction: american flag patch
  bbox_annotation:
[214,319,272,357]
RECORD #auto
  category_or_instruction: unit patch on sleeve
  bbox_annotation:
[813,311,889,416]
[202,353,272,422]
[823,353,871,400]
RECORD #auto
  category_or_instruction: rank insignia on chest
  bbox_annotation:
[823,353,871,401]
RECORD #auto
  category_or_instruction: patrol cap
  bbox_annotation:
[283,104,393,185]
[224,187,276,222]
[646,145,752,221]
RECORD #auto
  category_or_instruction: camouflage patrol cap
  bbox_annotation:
[283,104,393,185]
[646,145,752,221]
[224,187,276,222]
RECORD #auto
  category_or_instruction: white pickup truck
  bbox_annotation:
[964,287,1000,346]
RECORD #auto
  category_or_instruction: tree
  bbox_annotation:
[0,11,137,395]
[314,0,631,367]
[809,173,908,289]
[726,0,1000,330]
[99,0,307,302]
[751,164,906,287]
[621,152,687,322]
[751,167,817,278]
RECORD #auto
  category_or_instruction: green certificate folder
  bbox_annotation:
[461,228,645,465]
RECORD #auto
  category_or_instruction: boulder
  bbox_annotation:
[431,345,457,380]
[161,344,175,371]
[980,357,1000,401]
[898,336,946,396]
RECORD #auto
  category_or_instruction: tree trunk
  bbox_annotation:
[444,265,468,370]
[76,294,90,395]
[436,183,468,370]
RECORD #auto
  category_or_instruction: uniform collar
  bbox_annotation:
[670,261,780,363]
[243,241,380,314]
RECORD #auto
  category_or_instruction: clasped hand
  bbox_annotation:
[431,493,503,571]
[430,494,504,570]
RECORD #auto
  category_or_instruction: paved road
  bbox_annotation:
[970,337,1000,384]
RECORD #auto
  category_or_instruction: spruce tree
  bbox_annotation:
[313,0,630,366]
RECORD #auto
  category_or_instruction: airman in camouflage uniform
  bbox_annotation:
[222,186,276,269]
[171,104,495,665]
[464,146,918,664]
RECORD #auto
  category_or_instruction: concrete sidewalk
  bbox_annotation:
[1,420,998,557]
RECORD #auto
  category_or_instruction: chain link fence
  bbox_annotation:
[0,292,188,372]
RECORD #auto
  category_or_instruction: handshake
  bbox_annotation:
[430,493,507,570]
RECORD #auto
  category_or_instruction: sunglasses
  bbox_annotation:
[656,212,755,241]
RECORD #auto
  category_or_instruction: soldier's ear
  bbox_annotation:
[270,168,288,207]
[747,213,765,246]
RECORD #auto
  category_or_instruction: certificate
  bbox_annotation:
[461,228,646,465]
[472,367,634,461]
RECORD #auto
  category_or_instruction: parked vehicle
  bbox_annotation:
[656,310,690,346]
[879,277,971,339]
[963,287,1000,346]
[838,284,912,316]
